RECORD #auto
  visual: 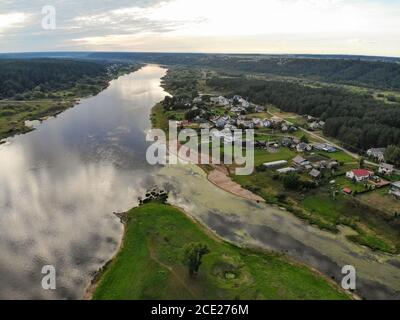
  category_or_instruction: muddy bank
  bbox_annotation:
[158,164,400,300]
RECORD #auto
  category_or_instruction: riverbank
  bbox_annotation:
[0,64,140,141]
[91,201,350,300]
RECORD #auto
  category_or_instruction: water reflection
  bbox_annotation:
[0,65,168,299]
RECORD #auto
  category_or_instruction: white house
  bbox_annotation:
[378,163,394,175]
[346,169,373,182]
[367,148,386,162]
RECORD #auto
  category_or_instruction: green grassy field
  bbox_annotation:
[93,202,349,300]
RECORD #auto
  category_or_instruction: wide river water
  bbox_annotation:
[0,65,399,300]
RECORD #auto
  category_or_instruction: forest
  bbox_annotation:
[202,57,400,90]
[207,76,400,152]
[2,53,400,90]
[0,59,108,99]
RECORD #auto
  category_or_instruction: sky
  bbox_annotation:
[0,0,399,56]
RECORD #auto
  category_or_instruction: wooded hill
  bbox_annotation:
[0,59,108,99]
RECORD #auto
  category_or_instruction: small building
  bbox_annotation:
[292,155,310,168]
[389,182,400,199]
[255,106,265,113]
[277,167,297,174]
[346,169,373,183]
[343,187,353,195]
[309,169,321,179]
[281,137,293,147]
[296,143,312,153]
[378,163,394,176]
[367,148,386,162]
[313,143,337,153]
[261,119,271,128]
[210,96,230,106]
[263,160,288,169]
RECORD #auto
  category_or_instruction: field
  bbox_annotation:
[358,187,400,216]
[93,202,349,300]
[0,100,74,140]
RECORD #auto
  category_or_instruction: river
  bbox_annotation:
[0,65,399,300]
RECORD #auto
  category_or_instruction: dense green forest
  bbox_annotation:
[207,77,400,152]
[90,53,400,90]
[3,53,399,90]
[0,59,108,99]
[202,57,400,90]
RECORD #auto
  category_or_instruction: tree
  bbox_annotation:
[359,157,365,169]
[282,173,301,190]
[183,243,210,277]
[385,145,400,167]
[300,134,309,144]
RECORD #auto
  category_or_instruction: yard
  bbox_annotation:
[358,187,400,216]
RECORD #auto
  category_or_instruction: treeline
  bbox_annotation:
[0,59,108,99]
[207,77,400,151]
[2,53,400,90]
[203,57,400,90]
[103,53,400,90]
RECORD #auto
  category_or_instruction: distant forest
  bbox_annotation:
[207,77,400,152]
[2,52,399,90]
[0,59,108,99]
[89,53,400,90]
[202,57,400,90]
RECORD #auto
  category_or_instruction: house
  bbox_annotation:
[255,106,265,113]
[281,137,293,148]
[378,163,394,175]
[292,155,310,168]
[281,124,289,132]
[313,143,337,153]
[346,169,373,182]
[210,96,230,106]
[309,122,322,130]
[296,143,312,153]
[367,148,386,162]
[213,116,229,129]
[263,160,288,169]
[309,169,321,179]
[232,95,250,109]
[237,120,255,129]
[389,182,400,199]
[261,119,271,128]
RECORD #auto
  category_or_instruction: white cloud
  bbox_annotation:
[0,12,28,32]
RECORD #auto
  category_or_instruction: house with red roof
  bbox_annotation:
[346,169,374,183]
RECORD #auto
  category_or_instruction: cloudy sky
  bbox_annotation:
[0,0,399,56]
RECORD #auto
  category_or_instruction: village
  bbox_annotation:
[164,93,400,219]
